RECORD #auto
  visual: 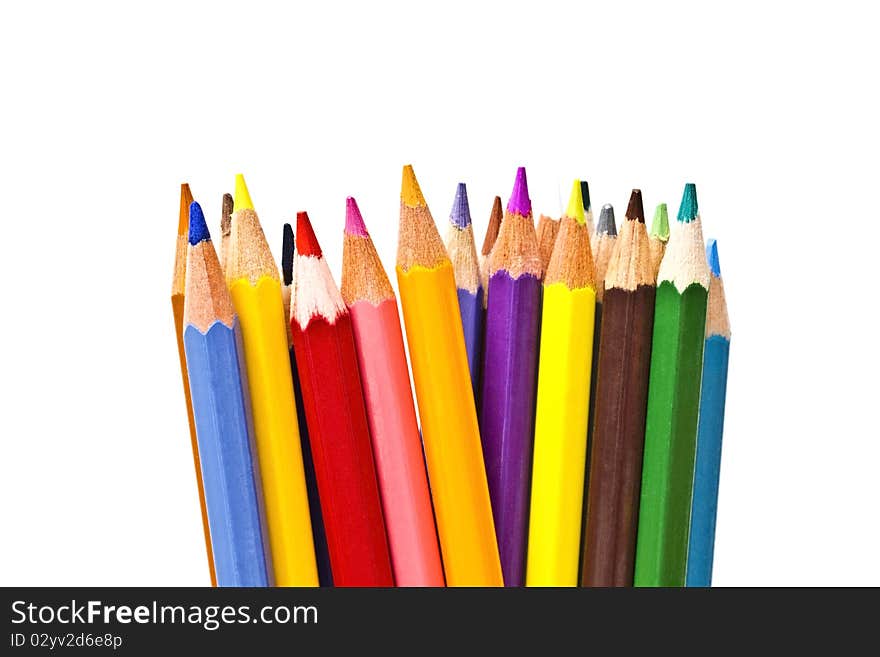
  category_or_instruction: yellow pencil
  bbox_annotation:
[226,174,318,586]
[526,180,597,586]
[396,165,502,587]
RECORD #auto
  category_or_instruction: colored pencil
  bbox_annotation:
[290,211,393,587]
[342,196,445,587]
[481,166,543,586]
[281,223,333,587]
[170,183,216,586]
[396,164,502,586]
[686,239,731,587]
[582,190,656,586]
[219,192,233,274]
[634,182,710,587]
[581,180,595,234]
[479,196,503,307]
[182,202,271,587]
[445,183,484,400]
[226,174,318,586]
[535,214,560,276]
[648,202,670,278]
[592,204,618,303]
[585,204,618,512]
[526,180,596,586]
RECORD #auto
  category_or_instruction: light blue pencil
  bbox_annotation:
[183,202,271,587]
[686,239,731,587]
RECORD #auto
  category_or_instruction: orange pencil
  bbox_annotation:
[341,196,445,586]
[171,183,216,586]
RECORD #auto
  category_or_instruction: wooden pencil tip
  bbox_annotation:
[482,196,503,255]
[565,179,586,224]
[449,183,472,228]
[401,164,426,207]
[651,203,670,240]
[677,183,698,223]
[626,189,645,223]
[706,238,721,277]
[282,223,294,285]
[580,180,591,212]
[597,204,617,236]
[296,211,322,257]
[188,202,210,245]
[507,166,531,216]
[345,196,369,237]
[234,174,254,212]
[178,183,194,235]
[220,193,233,233]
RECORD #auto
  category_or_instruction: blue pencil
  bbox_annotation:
[686,239,731,587]
[183,202,271,587]
[445,182,484,401]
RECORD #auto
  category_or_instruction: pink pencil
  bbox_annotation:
[340,196,445,587]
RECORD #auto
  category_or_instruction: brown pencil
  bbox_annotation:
[535,214,560,277]
[478,196,503,306]
[581,189,656,586]
[219,192,233,274]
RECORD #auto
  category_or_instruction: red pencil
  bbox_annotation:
[290,211,393,587]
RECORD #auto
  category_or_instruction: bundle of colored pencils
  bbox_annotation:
[171,168,731,588]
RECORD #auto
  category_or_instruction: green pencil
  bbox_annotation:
[634,183,710,587]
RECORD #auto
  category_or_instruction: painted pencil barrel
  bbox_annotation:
[183,319,270,587]
[527,283,596,586]
[582,286,655,586]
[397,263,503,586]
[292,314,394,587]
[228,277,319,586]
[457,287,484,401]
[172,296,216,585]
[349,299,445,586]
[635,282,708,586]
[288,346,333,586]
[481,272,542,585]
[686,335,730,587]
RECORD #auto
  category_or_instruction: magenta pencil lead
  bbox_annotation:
[345,197,369,237]
[507,167,532,216]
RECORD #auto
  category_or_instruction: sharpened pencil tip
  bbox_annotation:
[178,183,194,235]
[234,174,254,212]
[482,196,503,256]
[220,193,233,236]
[707,239,721,277]
[580,180,591,212]
[296,211,322,257]
[345,196,369,237]
[282,223,294,285]
[626,189,645,224]
[450,183,472,228]
[188,202,210,245]
[678,183,698,223]
[651,203,670,240]
[401,165,426,207]
[597,204,617,236]
[565,180,586,225]
[507,166,531,216]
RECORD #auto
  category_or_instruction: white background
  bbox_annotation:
[1,1,877,586]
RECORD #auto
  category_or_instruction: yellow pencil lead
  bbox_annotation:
[565,179,585,225]
[401,164,426,208]
[234,174,254,212]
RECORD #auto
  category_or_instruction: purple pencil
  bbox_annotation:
[445,183,484,401]
[480,167,543,586]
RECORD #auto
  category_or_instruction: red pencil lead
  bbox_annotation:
[296,211,322,258]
